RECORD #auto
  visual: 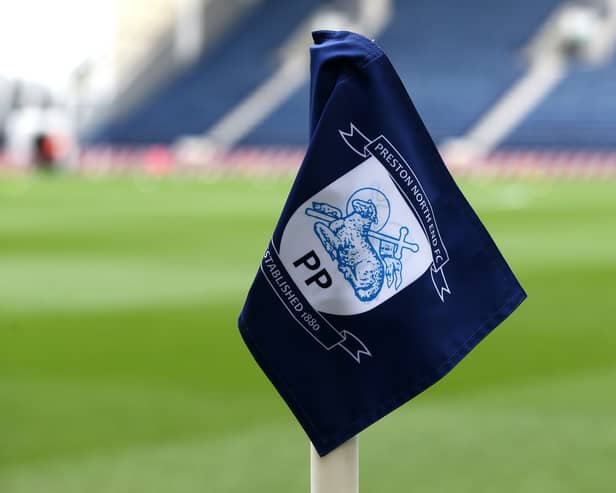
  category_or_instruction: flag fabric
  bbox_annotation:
[238,30,526,456]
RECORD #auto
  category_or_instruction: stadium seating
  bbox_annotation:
[95,0,614,149]
[242,0,563,146]
[90,0,324,144]
[504,55,616,148]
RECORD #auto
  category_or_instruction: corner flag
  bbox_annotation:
[238,30,526,456]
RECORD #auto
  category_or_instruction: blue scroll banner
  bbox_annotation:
[261,241,371,362]
[340,124,451,301]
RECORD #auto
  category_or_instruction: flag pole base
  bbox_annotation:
[310,436,359,493]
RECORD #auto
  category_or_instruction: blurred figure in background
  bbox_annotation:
[2,81,73,170]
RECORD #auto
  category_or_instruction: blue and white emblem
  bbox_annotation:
[279,156,433,316]
[305,188,419,302]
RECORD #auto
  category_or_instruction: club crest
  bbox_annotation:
[279,157,434,316]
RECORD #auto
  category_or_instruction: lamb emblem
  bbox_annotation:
[305,188,420,302]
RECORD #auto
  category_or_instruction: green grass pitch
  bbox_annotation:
[0,173,614,492]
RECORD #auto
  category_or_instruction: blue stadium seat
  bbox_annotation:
[504,55,616,148]
[242,0,562,146]
[92,0,566,147]
[90,0,324,144]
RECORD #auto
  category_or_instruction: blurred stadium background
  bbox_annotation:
[1,1,615,492]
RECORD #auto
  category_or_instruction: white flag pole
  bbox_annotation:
[310,436,359,493]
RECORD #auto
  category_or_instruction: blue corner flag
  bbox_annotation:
[238,30,526,456]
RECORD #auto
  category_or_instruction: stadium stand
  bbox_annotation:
[242,0,563,146]
[90,0,324,144]
[91,0,564,147]
[89,0,616,152]
[504,55,616,148]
